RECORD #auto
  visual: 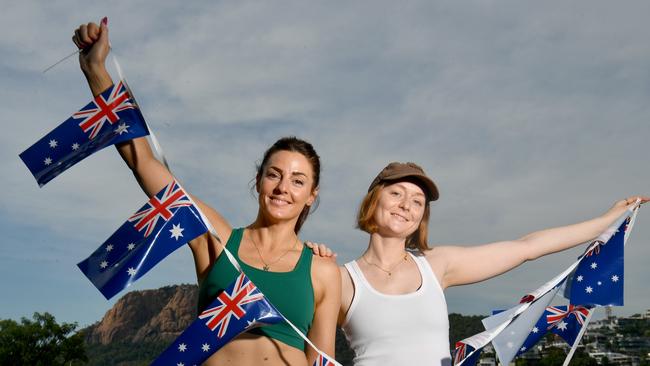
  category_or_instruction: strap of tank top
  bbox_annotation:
[114,53,340,365]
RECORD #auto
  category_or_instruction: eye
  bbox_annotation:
[266,171,280,179]
[292,179,305,187]
[413,199,424,207]
[390,190,400,196]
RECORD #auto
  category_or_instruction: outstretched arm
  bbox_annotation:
[72,20,231,282]
[433,196,648,289]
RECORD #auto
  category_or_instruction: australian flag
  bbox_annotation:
[453,341,482,366]
[564,216,631,306]
[19,80,148,186]
[313,354,338,366]
[515,304,592,356]
[151,272,283,365]
[77,180,207,299]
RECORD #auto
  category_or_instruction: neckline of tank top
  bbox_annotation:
[351,251,429,298]
[235,229,308,275]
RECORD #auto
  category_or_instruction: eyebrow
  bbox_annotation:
[268,166,309,178]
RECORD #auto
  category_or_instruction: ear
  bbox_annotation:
[255,173,261,193]
[306,186,319,206]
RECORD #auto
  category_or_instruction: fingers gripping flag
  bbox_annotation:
[19,80,148,186]
[151,273,283,366]
[77,180,207,299]
[564,216,631,306]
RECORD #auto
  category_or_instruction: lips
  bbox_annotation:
[269,197,291,206]
[391,212,409,222]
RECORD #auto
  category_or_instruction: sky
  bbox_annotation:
[1,1,649,329]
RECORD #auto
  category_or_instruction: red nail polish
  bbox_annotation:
[101,17,108,26]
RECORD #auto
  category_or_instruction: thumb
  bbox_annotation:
[98,17,110,45]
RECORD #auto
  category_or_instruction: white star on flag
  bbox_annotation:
[246,318,257,327]
[170,223,185,240]
[520,346,526,352]
[177,363,184,366]
[178,343,187,352]
[586,286,593,293]
[49,139,58,148]
[44,157,52,165]
[532,327,539,334]
[71,143,80,151]
[114,123,130,135]
[100,261,108,269]
[127,243,136,251]
[598,281,602,286]
[127,267,137,276]
[106,244,114,252]
[577,275,583,282]
[202,343,210,352]
[556,321,568,331]
[612,275,619,282]
[591,262,598,269]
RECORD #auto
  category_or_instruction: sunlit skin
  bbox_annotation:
[255,150,318,228]
[372,182,426,240]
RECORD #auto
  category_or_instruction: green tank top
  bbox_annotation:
[197,228,315,351]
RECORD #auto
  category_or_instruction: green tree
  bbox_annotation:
[0,312,87,365]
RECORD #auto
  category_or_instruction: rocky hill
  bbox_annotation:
[81,284,481,365]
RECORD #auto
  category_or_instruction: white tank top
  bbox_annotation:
[341,252,452,366]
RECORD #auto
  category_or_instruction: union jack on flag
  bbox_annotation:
[78,180,208,299]
[73,80,136,139]
[151,273,283,366]
[453,341,481,366]
[128,180,193,237]
[546,305,590,330]
[313,354,337,366]
[20,80,148,186]
[199,273,266,338]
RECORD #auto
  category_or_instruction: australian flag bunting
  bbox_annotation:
[564,216,631,306]
[151,272,283,365]
[313,354,338,366]
[514,304,592,356]
[77,180,208,299]
[20,80,148,186]
[453,341,482,366]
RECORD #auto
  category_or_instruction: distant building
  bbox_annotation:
[589,351,639,366]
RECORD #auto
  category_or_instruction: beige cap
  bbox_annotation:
[368,162,439,201]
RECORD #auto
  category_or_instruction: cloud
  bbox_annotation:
[1,0,649,326]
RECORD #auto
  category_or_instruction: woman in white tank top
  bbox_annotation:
[310,162,647,366]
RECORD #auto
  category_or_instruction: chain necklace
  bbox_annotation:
[248,230,299,271]
[361,252,409,277]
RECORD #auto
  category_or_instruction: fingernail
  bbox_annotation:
[101,17,108,26]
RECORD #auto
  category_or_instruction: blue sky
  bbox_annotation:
[1,1,649,328]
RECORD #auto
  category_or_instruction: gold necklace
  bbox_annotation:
[248,230,299,271]
[361,252,409,277]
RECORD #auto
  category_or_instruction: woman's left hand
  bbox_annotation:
[611,195,650,211]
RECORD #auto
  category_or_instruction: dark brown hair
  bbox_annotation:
[256,136,320,233]
[357,182,431,251]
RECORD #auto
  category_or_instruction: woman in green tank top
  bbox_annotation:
[73,20,341,366]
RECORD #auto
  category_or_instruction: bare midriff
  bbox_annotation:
[203,333,308,366]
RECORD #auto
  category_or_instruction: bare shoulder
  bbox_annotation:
[311,255,341,280]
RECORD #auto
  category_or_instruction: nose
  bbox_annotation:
[398,197,410,211]
[274,176,290,193]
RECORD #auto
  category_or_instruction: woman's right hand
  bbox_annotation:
[72,17,110,75]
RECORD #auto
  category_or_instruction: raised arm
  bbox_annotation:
[432,196,648,289]
[72,20,231,282]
